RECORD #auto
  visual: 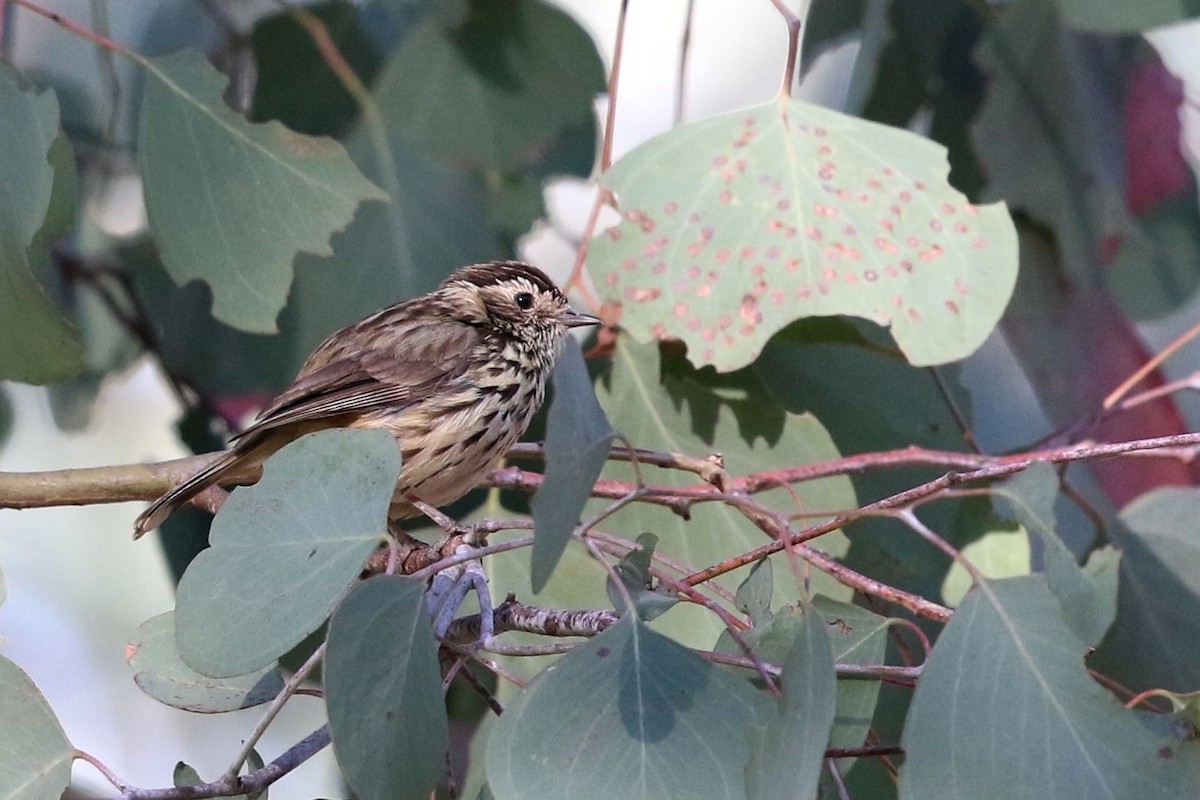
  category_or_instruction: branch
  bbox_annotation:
[5,433,1200,519]
[109,725,330,800]
[443,598,621,644]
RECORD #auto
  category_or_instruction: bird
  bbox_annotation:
[133,261,601,538]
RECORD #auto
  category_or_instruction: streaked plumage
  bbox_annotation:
[133,261,599,537]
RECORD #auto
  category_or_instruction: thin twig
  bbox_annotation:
[1103,320,1200,410]
[601,0,630,173]
[225,642,326,779]
[114,725,330,800]
[675,0,697,124]
[10,0,127,52]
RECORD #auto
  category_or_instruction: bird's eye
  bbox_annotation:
[515,292,534,310]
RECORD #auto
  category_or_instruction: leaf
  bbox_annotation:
[746,606,838,800]
[0,387,11,451]
[531,339,616,591]
[374,0,605,171]
[175,428,398,678]
[991,464,1116,645]
[900,575,1200,799]
[1092,487,1200,692]
[326,576,447,800]
[1055,0,1200,32]
[250,2,384,137]
[127,612,284,713]
[606,533,678,621]
[592,96,1018,371]
[812,597,888,768]
[734,558,773,625]
[126,239,297,398]
[486,616,769,800]
[716,597,888,775]
[0,68,83,383]
[0,656,73,800]
[940,527,1030,607]
[173,762,203,788]
[137,50,387,333]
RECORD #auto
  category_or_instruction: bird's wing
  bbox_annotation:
[233,315,481,442]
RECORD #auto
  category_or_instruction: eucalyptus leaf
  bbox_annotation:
[532,339,615,591]
[746,606,837,800]
[127,612,284,713]
[326,576,446,800]
[487,616,769,800]
[734,558,773,625]
[606,532,677,621]
[991,464,1115,645]
[0,656,73,800]
[0,67,83,383]
[373,0,604,171]
[1093,487,1200,692]
[900,575,1200,798]
[138,50,386,333]
[593,97,1017,371]
[175,428,399,678]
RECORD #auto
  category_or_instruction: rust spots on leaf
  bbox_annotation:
[624,286,661,303]
[739,294,761,327]
[627,209,656,232]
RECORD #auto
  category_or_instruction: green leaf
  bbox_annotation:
[606,533,678,621]
[900,575,1200,798]
[0,656,73,800]
[175,428,398,678]
[486,616,769,800]
[1054,0,1200,31]
[0,68,83,383]
[127,612,284,713]
[812,596,889,772]
[137,50,387,333]
[531,339,616,591]
[326,576,447,800]
[1093,487,1200,692]
[940,527,1030,607]
[734,558,773,625]
[716,597,888,774]
[374,0,605,171]
[746,606,838,800]
[173,762,203,788]
[991,464,1116,645]
[0,387,11,451]
[250,2,383,137]
[127,238,298,397]
[592,96,1017,371]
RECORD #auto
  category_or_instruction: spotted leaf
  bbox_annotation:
[592,97,1018,371]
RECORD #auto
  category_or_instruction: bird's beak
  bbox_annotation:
[561,310,603,328]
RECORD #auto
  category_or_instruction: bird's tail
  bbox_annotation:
[133,449,247,539]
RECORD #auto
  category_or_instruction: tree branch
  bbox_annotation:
[111,725,330,800]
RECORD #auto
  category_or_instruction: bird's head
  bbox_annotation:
[438,262,600,357]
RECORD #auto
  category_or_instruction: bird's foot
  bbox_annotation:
[426,541,494,646]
